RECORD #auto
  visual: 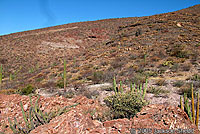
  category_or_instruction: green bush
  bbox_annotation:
[104,92,148,119]
[56,79,68,88]
[19,84,34,95]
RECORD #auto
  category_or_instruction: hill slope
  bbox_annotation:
[0,4,199,91]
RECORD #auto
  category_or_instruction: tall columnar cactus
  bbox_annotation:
[196,92,199,127]
[0,64,2,90]
[113,76,117,94]
[120,81,123,93]
[180,85,199,128]
[142,79,148,99]
[191,84,195,124]
[63,59,67,90]
[180,96,184,111]
[130,83,133,93]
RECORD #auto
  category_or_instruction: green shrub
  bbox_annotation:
[56,79,67,88]
[19,85,34,95]
[104,92,148,119]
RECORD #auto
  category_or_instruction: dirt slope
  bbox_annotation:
[0,5,200,90]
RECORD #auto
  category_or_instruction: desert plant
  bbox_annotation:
[180,96,184,111]
[0,64,2,90]
[142,79,148,99]
[104,77,148,119]
[8,95,79,134]
[9,73,14,81]
[191,74,200,81]
[19,84,35,95]
[104,91,148,119]
[63,59,67,90]
[196,92,199,127]
[113,76,117,93]
[179,85,199,128]
[147,87,169,96]
[173,80,184,87]
[191,84,195,124]
[119,81,123,93]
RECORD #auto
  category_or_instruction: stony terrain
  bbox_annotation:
[0,4,200,134]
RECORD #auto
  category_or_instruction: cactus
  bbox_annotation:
[133,83,136,92]
[180,85,199,127]
[113,76,117,94]
[63,59,67,90]
[142,79,148,99]
[196,92,199,128]
[191,84,195,124]
[8,95,79,133]
[180,96,184,111]
[120,81,123,93]
[130,83,133,93]
[139,83,142,94]
[144,54,147,66]
[20,101,30,129]
[0,64,2,90]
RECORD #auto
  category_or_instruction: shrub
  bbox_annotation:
[179,84,198,99]
[190,74,200,81]
[19,85,34,95]
[147,87,169,96]
[173,80,184,87]
[104,92,148,119]
[91,71,104,84]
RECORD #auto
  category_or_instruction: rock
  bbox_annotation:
[86,83,112,91]
[177,23,182,27]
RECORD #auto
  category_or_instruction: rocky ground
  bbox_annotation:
[0,93,199,134]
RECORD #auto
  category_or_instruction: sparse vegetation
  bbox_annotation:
[147,87,169,96]
[63,59,67,90]
[173,80,184,87]
[18,84,35,95]
[8,95,79,134]
[178,83,198,99]
[179,84,199,128]
[190,74,200,81]
[104,77,148,119]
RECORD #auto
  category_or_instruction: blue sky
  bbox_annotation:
[0,0,199,36]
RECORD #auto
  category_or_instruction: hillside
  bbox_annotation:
[0,4,200,133]
[0,5,200,90]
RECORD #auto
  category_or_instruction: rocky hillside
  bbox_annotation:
[0,4,200,134]
[0,5,199,90]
